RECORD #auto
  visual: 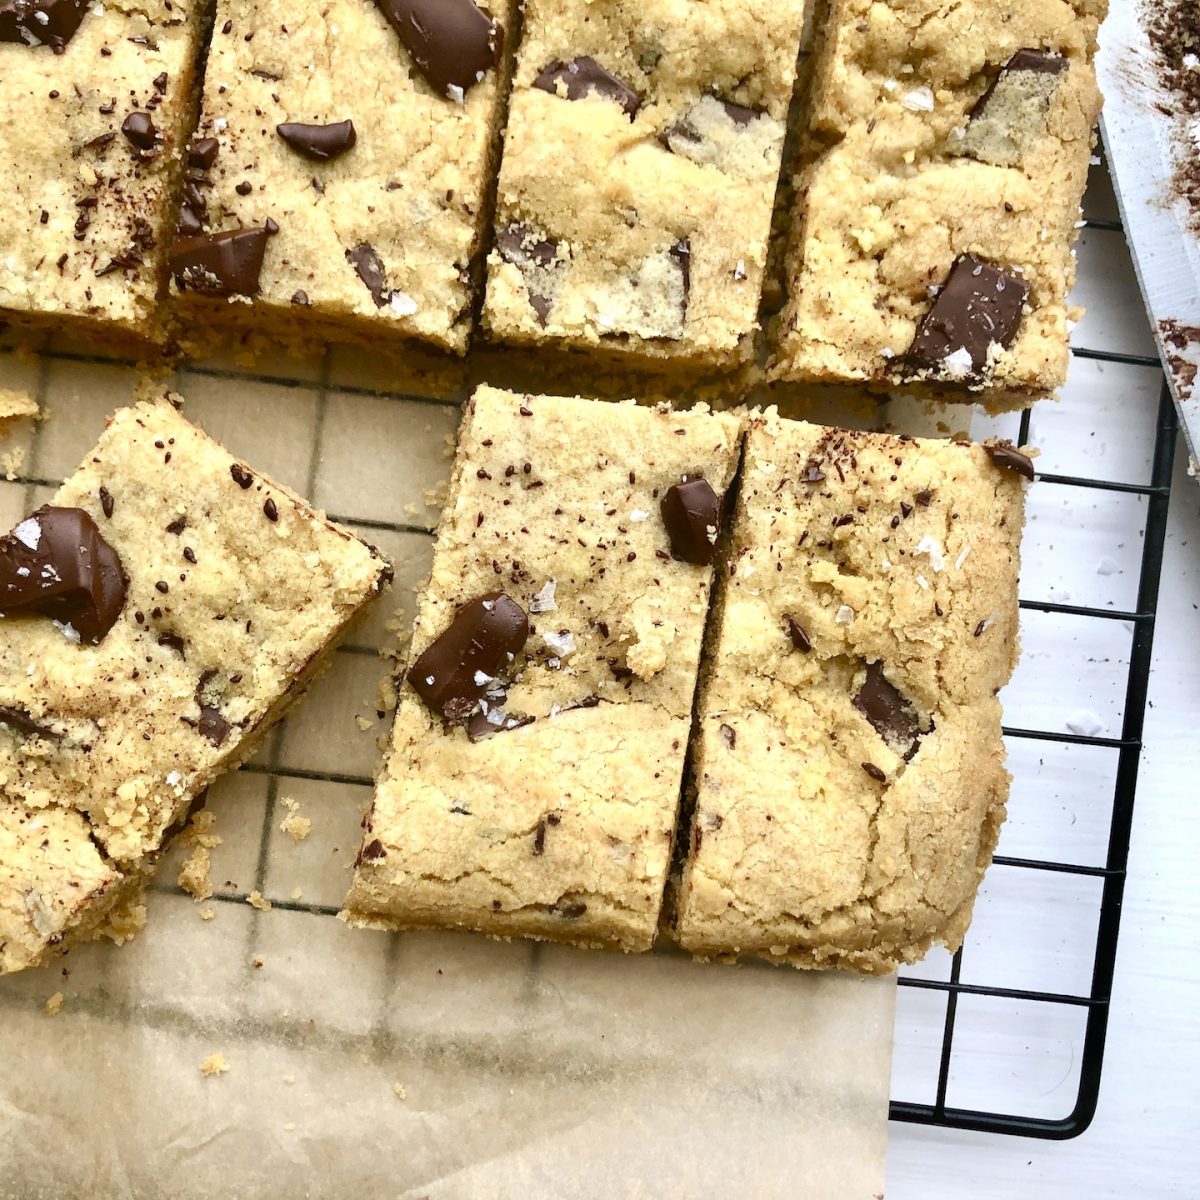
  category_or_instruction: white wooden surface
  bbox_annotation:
[887,161,1200,1197]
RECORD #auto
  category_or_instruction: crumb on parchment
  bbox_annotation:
[200,1052,230,1077]
[45,992,64,1016]
[279,796,311,842]
[178,810,222,902]
[393,1082,407,1101]
[199,907,215,921]
[0,387,38,425]
[247,890,272,912]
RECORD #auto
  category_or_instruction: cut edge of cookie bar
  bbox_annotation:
[341,384,744,953]
[0,395,392,973]
[673,412,1028,973]
[0,3,207,353]
[768,0,1105,402]
[165,0,519,362]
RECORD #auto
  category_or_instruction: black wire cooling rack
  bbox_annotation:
[890,364,1179,1140]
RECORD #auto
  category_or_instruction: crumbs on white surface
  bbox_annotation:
[2,447,25,480]
[393,1082,407,1101]
[247,890,272,912]
[200,1052,230,1077]
[355,714,373,732]
[290,887,303,901]
[279,796,311,843]
[45,992,64,1017]
[177,810,222,903]
[199,907,215,921]
[0,387,38,425]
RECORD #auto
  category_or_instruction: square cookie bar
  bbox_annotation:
[168,0,515,355]
[343,385,742,951]
[482,0,807,368]
[0,1,204,347]
[675,415,1031,972]
[771,0,1105,401]
[0,397,390,973]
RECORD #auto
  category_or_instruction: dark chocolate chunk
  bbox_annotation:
[466,708,534,742]
[662,96,763,154]
[670,238,691,305]
[263,497,278,522]
[120,111,157,150]
[533,56,641,117]
[972,48,1067,120]
[177,206,204,237]
[719,98,761,126]
[905,254,1029,381]
[784,615,812,653]
[230,463,254,489]
[188,137,219,169]
[98,485,114,518]
[495,222,560,326]
[169,227,272,298]
[407,591,529,720]
[554,900,588,919]
[983,439,1036,481]
[802,463,826,483]
[862,761,887,783]
[157,631,186,655]
[358,837,386,864]
[0,705,59,741]
[346,243,390,306]
[375,0,503,100]
[853,662,920,759]
[661,477,721,565]
[0,0,86,51]
[0,506,126,643]
[276,119,357,162]
[196,704,231,747]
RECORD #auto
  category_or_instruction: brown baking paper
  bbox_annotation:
[0,344,894,1199]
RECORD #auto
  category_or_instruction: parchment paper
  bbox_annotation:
[0,344,895,1199]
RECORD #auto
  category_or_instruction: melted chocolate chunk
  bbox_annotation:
[983,439,1036,481]
[196,704,231,747]
[784,614,812,653]
[533,56,641,116]
[972,48,1067,119]
[466,708,534,742]
[853,662,920,759]
[495,222,560,325]
[188,137,219,169]
[346,243,390,306]
[276,119,357,162]
[358,837,386,864]
[407,591,529,721]
[661,478,721,565]
[120,112,157,151]
[375,0,503,100]
[0,506,126,643]
[554,900,588,919]
[0,0,86,51]
[905,254,1029,381]
[0,705,60,741]
[169,227,273,298]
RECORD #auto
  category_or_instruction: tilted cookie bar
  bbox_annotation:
[675,414,1030,972]
[0,398,390,973]
[771,0,1105,400]
[0,0,204,347]
[343,385,742,951]
[168,0,515,354]
[483,0,807,368]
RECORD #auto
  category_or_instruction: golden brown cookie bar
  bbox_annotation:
[0,1,204,348]
[771,0,1105,401]
[482,0,807,368]
[0,397,390,973]
[675,414,1030,972]
[343,385,742,951]
[168,0,515,354]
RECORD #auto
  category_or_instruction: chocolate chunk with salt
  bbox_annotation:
[0,506,127,643]
[169,227,273,297]
[983,440,1036,481]
[661,477,721,565]
[905,254,1028,382]
[853,662,920,760]
[276,119,357,162]
[346,243,390,306]
[375,0,503,100]
[407,591,529,720]
[496,222,560,325]
[0,0,86,51]
[466,708,534,742]
[533,56,641,117]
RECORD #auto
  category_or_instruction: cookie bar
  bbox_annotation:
[343,385,742,951]
[482,0,807,368]
[168,0,515,355]
[0,1,204,347]
[0,398,390,973]
[675,414,1030,972]
[770,0,1106,400]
